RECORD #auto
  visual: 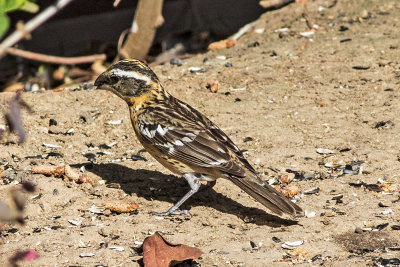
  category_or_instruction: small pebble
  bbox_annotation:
[352,66,370,70]
[225,62,232,67]
[332,194,343,200]
[80,253,95,258]
[107,120,123,125]
[243,137,253,142]
[248,41,260,47]
[380,258,400,265]
[42,143,61,148]
[80,111,93,123]
[272,237,281,243]
[375,223,389,231]
[188,67,205,73]
[391,225,400,230]
[109,246,124,252]
[170,58,183,66]
[49,119,57,126]
[316,148,334,154]
[305,187,320,195]
[305,210,316,218]
[355,227,363,234]
[378,202,389,207]
[360,9,370,19]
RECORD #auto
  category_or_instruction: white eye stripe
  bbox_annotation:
[111,69,151,85]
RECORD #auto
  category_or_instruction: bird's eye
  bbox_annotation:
[110,75,119,84]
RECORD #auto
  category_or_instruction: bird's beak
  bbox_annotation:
[94,72,112,91]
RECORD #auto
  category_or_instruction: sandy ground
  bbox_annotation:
[1,0,400,266]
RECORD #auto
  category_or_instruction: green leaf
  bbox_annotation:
[0,12,10,39]
[19,0,38,13]
[2,0,25,12]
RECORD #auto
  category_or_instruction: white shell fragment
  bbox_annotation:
[42,143,61,148]
[78,240,87,248]
[107,120,123,125]
[109,246,124,252]
[274,27,289,32]
[188,67,204,73]
[88,205,105,214]
[300,31,315,37]
[381,209,393,215]
[305,210,316,218]
[134,241,143,246]
[282,240,304,249]
[230,87,247,91]
[68,219,82,226]
[79,253,95,257]
[107,141,117,147]
[316,148,334,154]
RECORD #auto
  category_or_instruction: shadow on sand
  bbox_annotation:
[73,162,300,227]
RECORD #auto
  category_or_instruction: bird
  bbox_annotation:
[94,59,302,217]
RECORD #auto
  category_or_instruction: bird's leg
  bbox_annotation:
[198,180,216,192]
[152,173,200,216]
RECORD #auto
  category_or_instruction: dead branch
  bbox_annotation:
[259,0,294,9]
[0,0,75,58]
[6,47,106,64]
[120,0,164,59]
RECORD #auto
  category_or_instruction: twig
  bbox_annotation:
[6,47,106,64]
[229,20,259,41]
[259,0,294,9]
[0,0,75,58]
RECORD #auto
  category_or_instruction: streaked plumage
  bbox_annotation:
[94,59,302,216]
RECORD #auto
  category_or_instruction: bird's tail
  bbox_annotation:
[227,177,302,216]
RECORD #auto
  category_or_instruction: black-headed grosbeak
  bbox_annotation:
[94,59,302,216]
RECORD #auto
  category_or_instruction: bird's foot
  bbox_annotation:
[198,180,216,193]
[151,209,192,216]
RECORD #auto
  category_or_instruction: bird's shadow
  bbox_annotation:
[74,162,299,227]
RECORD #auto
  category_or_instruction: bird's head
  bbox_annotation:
[94,59,160,103]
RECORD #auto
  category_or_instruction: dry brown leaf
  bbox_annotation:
[208,39,236,50]
[284,248,308,263]
[4,82,25,92]
[143,232,202,267]
[32,165,103,185]
[280,173,295,184]
[279,186,299,198]
[102,202,139,213]
[31,165,65,176]
[64,165,80,181]
[379,183,400,193]
[206,80,220,93]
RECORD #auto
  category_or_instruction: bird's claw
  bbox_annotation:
[151,209,192,216]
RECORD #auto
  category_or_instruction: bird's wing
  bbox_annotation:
[136,97,256,178]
